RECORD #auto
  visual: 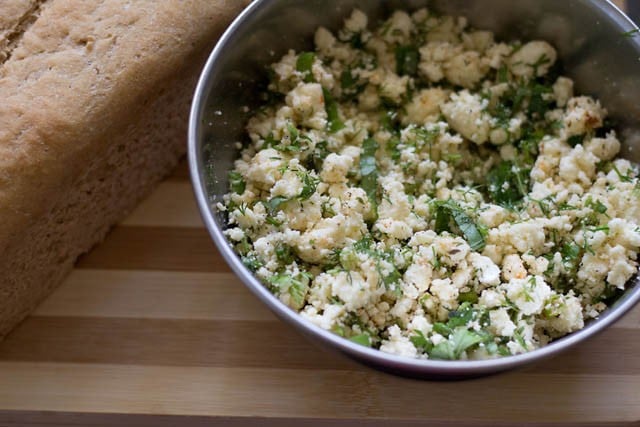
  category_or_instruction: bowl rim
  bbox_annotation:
[188,0,640,376]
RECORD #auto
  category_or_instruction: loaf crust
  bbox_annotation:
[0,0,248,337]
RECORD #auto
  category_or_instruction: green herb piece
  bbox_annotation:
[432,322,452,337]
[275,243,295,265]
[527,83,552,116]
[447,302,476,328]
[433,200,486,251]
[458,291,479,304]
[360,138,379,214]
[268,272,311,310]
[228,171,245,194]
[450,207,486,251]
[497,65,509,83]
[429,328,485,360]
[298,172,319,201]
[265,196,289,216]
[321,200,337,218]
[487,161,530,208]
[340,68,365,99]
[410,330,433,353]
[386,137,402,161]
[309,140,330,172]
[395,45,420,76]
[560,242,581,279]
[585,197,608,215]
[323,88,345,133]
[530,54,551,78]
[611,163,635,182]
[241,253,263,272]
[622,28,640,38]
[295,52,316,82]
[339,248,359,270]
[513,327,528,350]
[381,109,399,133]
[349,333,372,347]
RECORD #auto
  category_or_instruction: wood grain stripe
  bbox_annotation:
[0,412,633,427]
[31,269,640,329]
[0,317,357,371]
[34,270,273,321]
[76,227,231,272]
[0,315,637,375]
[0,362,637,422]
[121,182,204,228]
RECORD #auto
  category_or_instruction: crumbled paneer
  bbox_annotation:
[222,8,640,361]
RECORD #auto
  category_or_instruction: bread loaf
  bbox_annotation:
[0,0,247,338]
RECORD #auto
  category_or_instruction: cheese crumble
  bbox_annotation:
[221,9,640,360]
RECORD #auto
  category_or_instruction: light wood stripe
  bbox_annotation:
[0,362,637,423]
[31,269,640,329]
[34,270,273,321]
[122,182,204,228]
[76,227,231,272]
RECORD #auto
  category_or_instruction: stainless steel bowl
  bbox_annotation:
[189,0,640,379]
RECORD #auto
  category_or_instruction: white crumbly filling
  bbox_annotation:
[223,8,640,360]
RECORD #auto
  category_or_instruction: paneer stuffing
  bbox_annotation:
[221,8,640,360]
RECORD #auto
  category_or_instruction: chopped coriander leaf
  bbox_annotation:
[429,328,486,360]
[349,333,372,347]
[410,330,433,353]
[432,322,453,337]
[381,109,399,133]
[386,137,402,161]
[241,253,263,272]
[433,200,486,251]
[585,197,608,215]
[340,68,365,99]
[275,243,296,264]
[360,138,379,214]
[395,45,420,76]
[458,291,479,304]
[268,272,311,310]
[228,171,245,194]
[323,88,345,133]
[527,83,553,116]
[447,302,476,328]
[622,28,640,38]
[297,171,319,200]
[487,161,530,208]
[264,196,289,216]
[449,207,486,251]
[295,52,316,82]
[308,140,330,172]
[497,64,509,83]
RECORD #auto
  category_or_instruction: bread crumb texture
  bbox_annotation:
[0,0,249,337]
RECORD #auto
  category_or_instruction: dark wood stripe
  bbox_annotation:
[0,411,632,427]
[524,327,640,375]
[0,315,637,374]
[76,226,232,272]
[0,317,357,371]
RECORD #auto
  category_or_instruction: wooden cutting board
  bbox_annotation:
[0,158,638,427]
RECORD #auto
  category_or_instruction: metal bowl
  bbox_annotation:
[189,0,640,379]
